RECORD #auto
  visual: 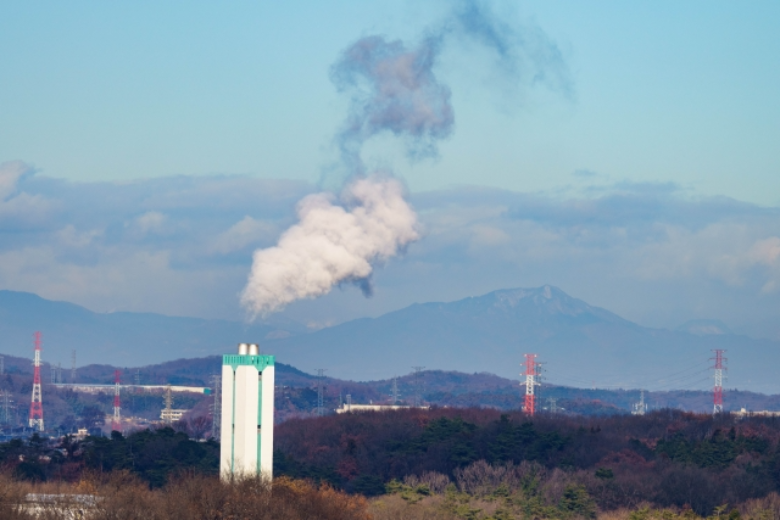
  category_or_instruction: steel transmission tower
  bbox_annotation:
[0,355,4,375]
[71,350,76,383]
[316,369,325,416]
[112,370,121,431]
[522,354,540,416]
[210,374,221,439]
[391,376,400,404]
[1,391,12,425]
[535,362,544,403]
[412,366,425,406]
[712,350,727,414]
[29,332,44,431]
[632,390,647,415]
[162,385,174,425]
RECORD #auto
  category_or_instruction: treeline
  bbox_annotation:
[275,408,780,515]
[0,428,218,487]
[5,408,780,517]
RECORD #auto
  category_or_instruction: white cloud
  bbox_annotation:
[2,172,780,338]
[131,211,168,237]
[210,216,278,255]
[0,161,30,201]
[56,225,102,248]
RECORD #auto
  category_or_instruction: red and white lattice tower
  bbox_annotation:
[112,369,121,432]
[712,349,726,414]
[522,354,540,416]
[28,332,44,431]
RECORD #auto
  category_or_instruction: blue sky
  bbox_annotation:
[1,1,780,340]
[2,1,778,202]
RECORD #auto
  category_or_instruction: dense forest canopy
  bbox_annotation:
[4,408,780,516]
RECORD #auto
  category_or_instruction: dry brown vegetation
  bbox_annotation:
[0,469,370,520]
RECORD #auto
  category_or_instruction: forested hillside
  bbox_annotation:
[274,408,780,516]
[4,408,780,517]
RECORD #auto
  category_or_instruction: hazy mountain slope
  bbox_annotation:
[0,291,304,367]
[3,286,779,393]
[264,286,780,392]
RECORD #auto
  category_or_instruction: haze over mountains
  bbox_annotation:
[1,287,779,393]
[0,290,305,366]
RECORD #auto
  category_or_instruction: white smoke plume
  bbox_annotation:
[240,1,571,317]
[241,177,419,317]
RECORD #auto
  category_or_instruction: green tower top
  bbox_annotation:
[222,354,275,371]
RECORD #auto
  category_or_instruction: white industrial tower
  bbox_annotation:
[220,343,275,481]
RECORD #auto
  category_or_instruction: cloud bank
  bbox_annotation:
[1,170,780,339]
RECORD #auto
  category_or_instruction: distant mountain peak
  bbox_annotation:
[473,285,615,320]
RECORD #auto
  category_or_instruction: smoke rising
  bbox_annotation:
[446,1,572,96]
[241,1,572,317]
[331,35,453,174]
[241,177,419,316]
[330,1,573,176]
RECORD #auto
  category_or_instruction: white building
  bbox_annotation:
[336,403,429,413]
[220,343,275,480]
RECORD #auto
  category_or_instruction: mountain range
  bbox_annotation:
[1,286,779,392]
[0,290,303,367]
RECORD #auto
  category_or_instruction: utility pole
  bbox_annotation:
[29,332,44,431]
[316,369,325,416]
[522,354,540,416]
[712,350,727,414]
[210,374,221,439]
